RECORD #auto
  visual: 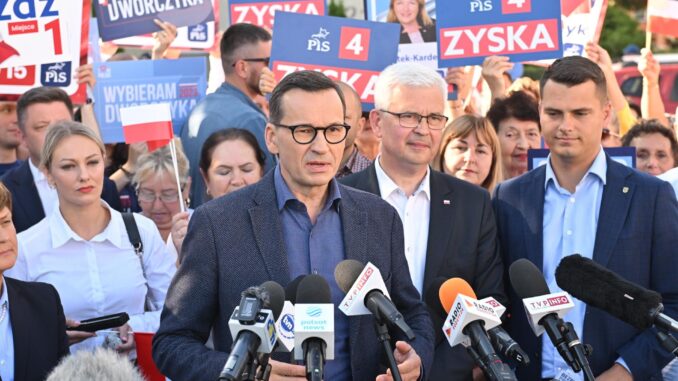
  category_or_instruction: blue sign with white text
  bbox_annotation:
[436,0,562,67]
[94,0,214,41]
[93,57,207,143]
[271,12,400,110]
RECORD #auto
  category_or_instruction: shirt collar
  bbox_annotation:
[219,82,265,117]
[28,159,46,182]
[545,147,608,190]
[49,201,127,249]
[274,164,342,212]
[374,155,431,200]
[0,276,8,310]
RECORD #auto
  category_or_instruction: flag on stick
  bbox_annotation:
[120,103,174,152]
[647,0,678,38]
[561,0,590,17]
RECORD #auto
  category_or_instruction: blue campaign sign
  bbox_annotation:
[271,12,400,110]
[94,0,214,41]
[93,57,207,143]
[436,0,563,67]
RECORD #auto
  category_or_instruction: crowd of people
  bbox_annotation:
[0,12,676,381]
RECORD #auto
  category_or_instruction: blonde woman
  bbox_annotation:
[436,115,503,193]
[386,0,436,44]
[7,120,176,353]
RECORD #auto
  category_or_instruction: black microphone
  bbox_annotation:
[219,281,285,381]
[556,254,678,334]
[487,326,530,366]
[509,259,594,381]
[334,259,415,339]
[295,275,334,381]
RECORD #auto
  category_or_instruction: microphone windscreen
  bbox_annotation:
[555,254,661,330]
[285,275,306,304]
[438,278,477,314]
[260,281,285,320]
[296,274,332,304]
[509,259,550,298]
[334,259,365,293]
[424,277,449,319]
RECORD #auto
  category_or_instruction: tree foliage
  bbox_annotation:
[329,0,347,17]
[599,4,646,59]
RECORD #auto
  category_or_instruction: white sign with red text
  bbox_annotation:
[339,262,390,316]
[230,0,324,31]
[522,291,575,336]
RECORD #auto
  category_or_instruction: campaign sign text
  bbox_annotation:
[230,0,324,30]
[271,12,399,110]
[94,57,207,143]
[0,0,89,102]
[436,0,562,66]
[95,0,215,41]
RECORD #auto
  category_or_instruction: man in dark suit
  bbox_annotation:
[341,62,506,380]
[0,182,69,381]
[153,70,433,381]
[494,56,678,380]
[2,87,119,233]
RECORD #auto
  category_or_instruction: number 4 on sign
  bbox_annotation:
[339,27,370,61]
[502,0,531,13]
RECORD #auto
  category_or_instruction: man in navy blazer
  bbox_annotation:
[153,71,433,381]
[1,87,119,233]
[494,56,678,380]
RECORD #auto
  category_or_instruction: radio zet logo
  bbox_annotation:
[41,61,71,87]
[501,0,531,14]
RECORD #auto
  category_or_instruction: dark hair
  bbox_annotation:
[486,90,540,132]
[0,181,12,212]
[220,23,271,75]
[17,87,73,132]
[622,119,678,164]
[539,56,607,102]
[199,128,266,178]
[268,70,346,124]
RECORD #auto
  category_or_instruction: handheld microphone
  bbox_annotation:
[219,281,285,381]
[335,259,414,339]
[509,259,594,380]
[275,275,306,353]
[294,274,334,381]
[439,278,517,381]
[556,254,678,334]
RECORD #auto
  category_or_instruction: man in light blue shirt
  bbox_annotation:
[494,56,678,380]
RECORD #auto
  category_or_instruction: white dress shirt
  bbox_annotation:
[6,202,176,353]
[0,276,14,381]
[374,157,430,296]
[28,159,58,216]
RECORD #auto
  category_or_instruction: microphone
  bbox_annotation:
[439,278,517,381]
[334,259,415,339]
[275,275,306,353]
[509,259,594,381]
[219,281,285,381]
[294,274,334,381]
[556,254,678,334]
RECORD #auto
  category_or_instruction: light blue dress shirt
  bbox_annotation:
[541,148,606,380]
[0,276,14,381]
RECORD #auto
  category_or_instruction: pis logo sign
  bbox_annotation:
[307,27,330,52]
[188,23,208,42]
[41,61,71,87]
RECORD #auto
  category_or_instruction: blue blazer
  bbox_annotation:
[493,155,678,380]
[1,161,121,233]
[152,171,434,381]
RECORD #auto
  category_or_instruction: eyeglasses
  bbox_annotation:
[380,110,448,130]
[137,190,180,204]
[273,123,351,145]
[232,57,270,67]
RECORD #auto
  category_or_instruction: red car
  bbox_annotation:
[615,63,678,116]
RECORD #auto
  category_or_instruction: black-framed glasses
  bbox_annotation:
[232,57,270,67]
[273,123,351,145]
[380,109,448,130]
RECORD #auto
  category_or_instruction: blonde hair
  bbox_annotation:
[132,138,190,189]
[41,120,105,170]
[435,115,503,193]
[386,0,433,27]
[46,348,144,381]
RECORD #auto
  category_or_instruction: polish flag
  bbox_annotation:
[0,35,19,65]
[120,103,174,152]
[647,0,678,37]
[561,0,590,17]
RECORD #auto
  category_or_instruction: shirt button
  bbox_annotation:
[569,197,575,203]
[566,230,573,236]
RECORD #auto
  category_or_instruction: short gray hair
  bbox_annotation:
[374,62,447,110]
[46,349,145,381]
[41,120,105,170]
[132,139,190,188]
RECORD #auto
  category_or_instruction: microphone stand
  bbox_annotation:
[560,322,595,381]
[374,320,403,381]
[655,328,678,358]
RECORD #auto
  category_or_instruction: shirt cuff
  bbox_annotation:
[616,357,632,374]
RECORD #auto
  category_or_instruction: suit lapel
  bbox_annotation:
[592,158,633,268]
[521,168,546,270]
[14,162,44,222]
[423,172,454,293]
[248,173,290,285]
[7,279,30,380]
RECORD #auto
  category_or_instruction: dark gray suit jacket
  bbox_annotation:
[341,165,506,381]
[152,170,434,381]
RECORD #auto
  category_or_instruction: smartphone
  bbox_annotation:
[70,312,130,332]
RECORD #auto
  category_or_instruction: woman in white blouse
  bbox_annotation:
[6,120,176,353]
